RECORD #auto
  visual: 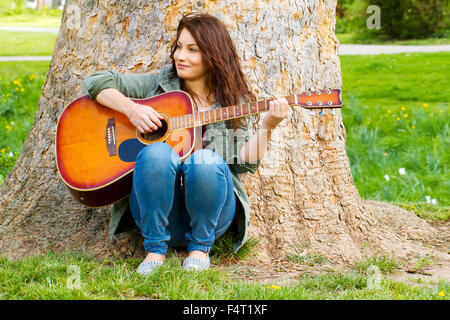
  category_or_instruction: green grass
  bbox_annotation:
[340,52,449,208]
[0,250,447,300]
[0,13,61,28]
[0,31,56,56]
[336,32,450,45]
[0,61,49,183]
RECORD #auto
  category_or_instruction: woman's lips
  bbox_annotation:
[177,64,189,69]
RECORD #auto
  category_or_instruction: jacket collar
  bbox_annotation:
[157,65,181,92]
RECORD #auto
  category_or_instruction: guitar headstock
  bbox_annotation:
[294,89,342,108]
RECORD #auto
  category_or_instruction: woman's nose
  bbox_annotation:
[176,48,186,60]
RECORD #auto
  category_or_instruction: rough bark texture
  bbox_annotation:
[0,0,448,270]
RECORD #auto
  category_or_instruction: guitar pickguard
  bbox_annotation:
[118,138,148,162]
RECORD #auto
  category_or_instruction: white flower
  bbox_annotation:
[8,152,13,157]
[384,174,390,181]
[425,196,431,203]
[399,168,406,175]
[431,199,437,205]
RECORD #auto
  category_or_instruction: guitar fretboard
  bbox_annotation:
[169,94,297,130]
[168,89,342,131]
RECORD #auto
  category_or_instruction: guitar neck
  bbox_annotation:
[169,89,342,130]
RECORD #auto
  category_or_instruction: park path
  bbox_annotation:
[0,26,449,61]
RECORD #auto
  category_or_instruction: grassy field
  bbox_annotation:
[340,52,449,208]
[0,249,448,300]
[336,32,450,45]
[0,61,49,182]
[0,31,56,56]
[0,16,448,299]
[0,13,61,28]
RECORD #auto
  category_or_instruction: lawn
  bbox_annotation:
[0,31,56,56]
[0,13,61,28]
[336,32,450,45]
[0,61,49,182]
[340,52,449,208]
[0,249,448,300]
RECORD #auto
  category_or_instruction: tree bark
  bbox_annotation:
[0,0,447,269]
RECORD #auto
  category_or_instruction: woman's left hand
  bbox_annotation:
[262,97,289,130]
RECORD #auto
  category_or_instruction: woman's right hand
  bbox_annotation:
[128,103,165,133]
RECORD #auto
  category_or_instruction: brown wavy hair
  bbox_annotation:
[170,13,255,130]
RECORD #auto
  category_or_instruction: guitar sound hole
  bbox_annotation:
[140,119,168,142]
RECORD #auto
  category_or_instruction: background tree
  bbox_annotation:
[0,0,448,271]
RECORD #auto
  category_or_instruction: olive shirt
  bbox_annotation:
[83,66,260,252]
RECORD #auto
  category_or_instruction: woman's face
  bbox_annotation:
[174,28,208,83]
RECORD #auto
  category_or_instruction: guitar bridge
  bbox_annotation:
[105,118,117,156]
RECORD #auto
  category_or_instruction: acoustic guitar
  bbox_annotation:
[56,89,342,207]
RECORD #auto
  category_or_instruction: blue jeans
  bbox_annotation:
[129,142,236,255]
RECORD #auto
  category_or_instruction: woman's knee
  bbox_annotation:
[183,149,226,167]
[136,142,180,165]
[183,149,231,190]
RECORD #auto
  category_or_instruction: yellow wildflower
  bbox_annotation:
[5,125,12,131]
[367,121,371,125]
[423,103,428,108]
[401,106,406,111]
[403,114,408,118]
[396,117,401,121]
[0,148,5,153]
[271,285,281,290]
[387,110,392,114]
[384,152,388,156]
[229,290,233,294]
[13,79,22,87]
[411,205,416,210]
[438,291,445,297]
[411,126,415,129]
[20,88,24,92]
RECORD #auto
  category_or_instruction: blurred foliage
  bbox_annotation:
[0,0,62,16]
[336,0,450,41]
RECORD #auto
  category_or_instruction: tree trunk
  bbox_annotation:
[0,0,447,269]
[36,0,46,11]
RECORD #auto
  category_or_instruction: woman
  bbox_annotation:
[83,13,288,274]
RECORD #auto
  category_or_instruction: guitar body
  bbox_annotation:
[56,90,197,207]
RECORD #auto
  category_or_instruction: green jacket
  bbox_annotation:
[83,66,260,252]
